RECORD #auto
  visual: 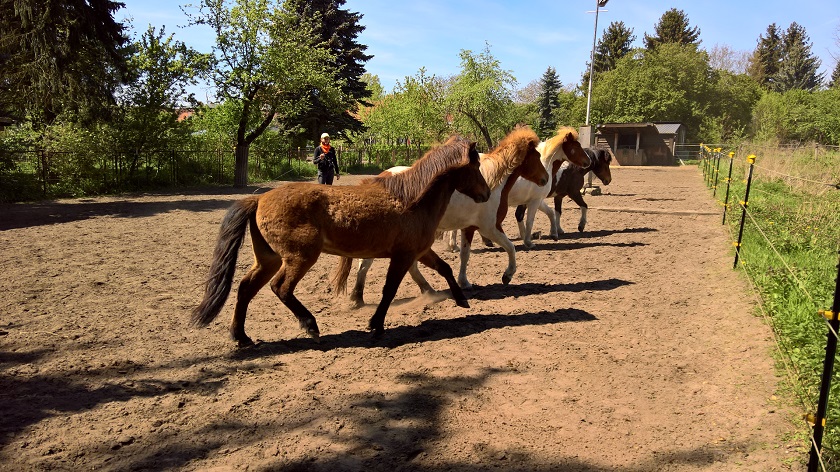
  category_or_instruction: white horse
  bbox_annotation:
[348,128,547,306]
[505,127,590,247]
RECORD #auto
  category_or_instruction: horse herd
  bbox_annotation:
[191,126,613,347]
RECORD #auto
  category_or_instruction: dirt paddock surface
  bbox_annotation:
[0,166,804,471]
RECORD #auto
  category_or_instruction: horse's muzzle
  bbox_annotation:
[473,189,491,203]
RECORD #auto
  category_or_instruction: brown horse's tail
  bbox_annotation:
[330,256,353,295]
[191,196,260,327]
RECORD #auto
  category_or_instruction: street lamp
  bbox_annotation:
[584,0,608,126]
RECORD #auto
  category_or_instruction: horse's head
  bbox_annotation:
[590,148,612,185]
[519,143,548,186]
[557,127,590,168]
[456,141,491,203]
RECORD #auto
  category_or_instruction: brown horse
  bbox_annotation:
[514,147,612,233]
[343,126,549,304]
[191,136,491,346]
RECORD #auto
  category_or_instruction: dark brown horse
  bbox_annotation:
[191,136,491,346]
[514,147,612,233]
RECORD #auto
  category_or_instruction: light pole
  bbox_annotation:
[584,0,608,127]
[584,0,608,191]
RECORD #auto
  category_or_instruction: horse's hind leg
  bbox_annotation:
[368,256,413,338]
[231,256,282,347]
[270,255,321,341]
[350,258,374,309]
[417,249,469,308]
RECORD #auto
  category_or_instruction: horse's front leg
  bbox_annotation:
[457,228,477,289]
[350,258,374,309]
[538,200,559,239]
[553,194,566,235]
[521,202,541,248]
[417,249,469,308]
[484,227,516,285]
[407,261,435,294]
[568,189,588,232]
[368,255,413,338]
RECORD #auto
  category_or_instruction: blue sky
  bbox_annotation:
[118,0,839,97]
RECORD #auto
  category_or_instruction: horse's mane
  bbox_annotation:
[370,135,471,207]
[479,126,540,188]
[540,126,580,164]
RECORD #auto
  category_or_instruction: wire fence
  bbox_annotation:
[699,146,840,471]
[0,143,433,202]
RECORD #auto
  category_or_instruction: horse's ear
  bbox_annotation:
[469,141,477,151]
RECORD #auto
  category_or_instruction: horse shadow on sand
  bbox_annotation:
[232,307,598,358]
[232,277,633,358]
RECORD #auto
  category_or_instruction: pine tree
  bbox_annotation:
[746,23,782,90]
[283,0,373,141]
[536,67,561,138]
[594,21,636,74]
[0,0,130,124]
[643,8,700,50]
[830,61,840,88]
[773,22,824,91]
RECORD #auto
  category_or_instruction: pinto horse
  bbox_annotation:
[515,147,612,234]
[343,127,548,304]
[191,136,490,346]
[504,127,590,247]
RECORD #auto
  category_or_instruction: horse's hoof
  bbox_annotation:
[502,274,512,285]
[578,225,585,232]
[455,299,470,309]
[236,336,255,348]
[306,327,321,343]
[368,325,384,339]
[482,237,494,247]
[349,300,364,310]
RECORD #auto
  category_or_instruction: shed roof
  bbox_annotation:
[595,122,683,135]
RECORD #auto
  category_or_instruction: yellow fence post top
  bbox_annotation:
[714,147,722,152]
[746,154,756,164]
[728,151,735,158]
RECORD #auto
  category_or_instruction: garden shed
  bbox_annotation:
[592,122,685,165]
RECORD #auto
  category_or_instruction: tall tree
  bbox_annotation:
[594,21,636,74]
[536,67,561,138]
[0,0,130,124]
[115,25,211,177]
[773,22,824,92]
[282,0,372,142]
[189,0,347,187]
[830,61,840,88]
[746,23,782,89]
[643,8,700,50]
[447,44,517,149]
[590,43,714,141]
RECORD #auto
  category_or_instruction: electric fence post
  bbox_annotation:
[712,148,722,197]
[808,251,840,471]
[733,154,756,269]
[699,143,707,181]
[721,151,735,225]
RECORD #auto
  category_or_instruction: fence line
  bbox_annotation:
[700,146,840,471]
[0,144,432,202]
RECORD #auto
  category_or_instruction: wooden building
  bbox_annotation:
[592,122,685,165]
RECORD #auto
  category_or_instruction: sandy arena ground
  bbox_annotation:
[0,165,804,471]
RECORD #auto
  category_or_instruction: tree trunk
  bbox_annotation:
[234,143,249,187]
